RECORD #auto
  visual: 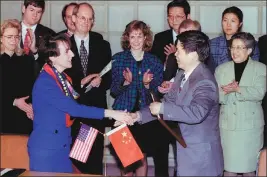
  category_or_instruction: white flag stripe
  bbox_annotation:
[69,126,98,163]
[80,128,96,162]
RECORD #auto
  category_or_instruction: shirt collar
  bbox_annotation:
[172,29,178,43]
[74,34,89,44]
[183,63,200,81]
[21,21,37,32]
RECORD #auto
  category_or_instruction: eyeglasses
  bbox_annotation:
[229,46,247,51]
[168,14,186,21]
[76,15,94,23]
[3,35,20,40]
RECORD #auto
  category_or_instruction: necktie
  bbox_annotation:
[24,28,31,55]
[174,35,179,46]
[179,74,185,92]
[80,40,88,76]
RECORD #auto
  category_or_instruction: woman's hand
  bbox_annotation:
[123,68,132,86]
[143,69,153,88]
[105,110,134,125]
[221,80,240,94]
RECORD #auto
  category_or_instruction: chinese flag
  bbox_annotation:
[106,124,144,167]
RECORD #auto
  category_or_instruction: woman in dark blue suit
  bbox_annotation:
[27,34,133,173]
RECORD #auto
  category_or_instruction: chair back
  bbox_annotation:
[0,134,29,170]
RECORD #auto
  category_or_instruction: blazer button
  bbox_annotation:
[55,130,58,134]
[63,144,67,148]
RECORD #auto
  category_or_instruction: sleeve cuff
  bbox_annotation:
[159,103,164,114]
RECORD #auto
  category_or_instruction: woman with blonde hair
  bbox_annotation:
[0,19,35,134]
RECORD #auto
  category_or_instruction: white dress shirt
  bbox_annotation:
[74,34,90,56]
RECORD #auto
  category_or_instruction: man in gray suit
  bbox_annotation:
[130,30,224,176]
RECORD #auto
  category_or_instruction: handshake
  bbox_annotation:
[104,109,140,126]
[105,102,162,127]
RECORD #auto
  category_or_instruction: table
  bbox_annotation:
[19,171,100,176]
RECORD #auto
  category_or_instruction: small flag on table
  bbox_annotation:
[69,124,98,163]
[106,124,144,167]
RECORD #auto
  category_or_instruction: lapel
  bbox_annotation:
[34,24,42,48]
[177,64,203,101]
[239,59,253,86]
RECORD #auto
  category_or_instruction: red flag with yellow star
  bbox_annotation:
[106,124,144,167]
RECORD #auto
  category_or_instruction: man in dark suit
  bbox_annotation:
[58,2,78,37]
[258,34,267,145]
[64,3,112,175]
[149,0,191,176]
[20,0,55,77]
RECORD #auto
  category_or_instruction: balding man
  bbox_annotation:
[64,3,112,175]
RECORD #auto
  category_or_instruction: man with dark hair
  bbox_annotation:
[133,30,224,176]
[64,2,112,175]
[149,0,191,176]
[21,0,55,76]
[59,2,78,37]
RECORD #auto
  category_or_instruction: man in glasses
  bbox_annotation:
[64,2,112,175]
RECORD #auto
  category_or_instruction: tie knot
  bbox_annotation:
[175,35,179,45]
[81,40,84,45]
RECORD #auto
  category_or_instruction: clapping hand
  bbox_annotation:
[158,81,173,94]
[123,68,132,86]
[143,69,153,88]
[221,80,240,94]
[164,43,176,57]
[27,29,37,54]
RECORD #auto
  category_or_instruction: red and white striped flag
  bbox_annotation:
[69,124,98,163]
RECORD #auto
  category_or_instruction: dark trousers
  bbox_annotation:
[71,119,105,175]
[145,120,177,177]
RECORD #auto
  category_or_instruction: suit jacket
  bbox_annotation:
[65,31,112,126]
[28,70,104,150]
[140,63,224,176]
[209,35,260,73]
[151,29,178,81]
[20,23,56,77]
[258,35,267,144]
[1,53,34,134]
[215,59,266,130]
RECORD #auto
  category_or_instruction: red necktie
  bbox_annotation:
[24,29,31,55]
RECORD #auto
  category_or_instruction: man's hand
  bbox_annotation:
[81,73,99,86]
[158,81,173,94]
[164,43,176,58]
[149,102,162,115]
[27,29,38,54]
[90,75,102,87]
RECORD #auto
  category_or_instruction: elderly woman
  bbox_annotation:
[209,6,259,73]
[111,20,163,176]
[215,32,266,176]
[0,19,34,134]
[28,34,133,173]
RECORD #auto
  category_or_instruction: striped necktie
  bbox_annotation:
[24,28,31,55]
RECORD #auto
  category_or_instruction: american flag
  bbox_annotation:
[69,124,98,163]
